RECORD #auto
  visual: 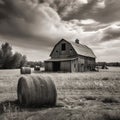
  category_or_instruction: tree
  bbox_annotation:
[20,55,27,67]
[27,61,44,68]
[0,43,13,69]
[0,49,3,68]
[0,42,27,69]
[11,52,22,68]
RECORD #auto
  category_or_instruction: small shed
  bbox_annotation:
[44,39,96,72]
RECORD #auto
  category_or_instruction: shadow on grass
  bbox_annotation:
[84,96,97,100]
[0,100,64,114]
[102,97,119,104]
[103,112,120,120]
[0,100,20,114]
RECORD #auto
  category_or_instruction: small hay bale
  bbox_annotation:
[20,67,31,74]
[34,66,40,71]
[17,75,57,107]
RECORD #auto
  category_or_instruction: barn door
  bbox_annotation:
[52,62,60,72]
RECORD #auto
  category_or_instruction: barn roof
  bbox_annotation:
[50,39,96,58]
[69,41,96,58]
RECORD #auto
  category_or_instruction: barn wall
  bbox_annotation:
[51,40,77,58]
[78,56,96,72]
[45,62,53,72]
[71,59,78,72]
[45,57,95,72]
[78,63,84,72]
[78,56,85,72]
[85,57,96,71]
[78,56,85,64]
[45,61,72,72]
[60,61,71,72]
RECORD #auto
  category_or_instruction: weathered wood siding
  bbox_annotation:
[45,61,53,72]
[45,61,71,72]
[77,56,95,72]
[45,57,95,72]
[61,61,71,72]
[71,59,78,72]
[51,40,77,58]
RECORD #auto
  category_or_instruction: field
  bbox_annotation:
[0,67,120,120]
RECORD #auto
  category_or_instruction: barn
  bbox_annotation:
[44,39,96,72]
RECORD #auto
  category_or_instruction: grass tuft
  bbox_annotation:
[102,77,109,80]
[102,97,119,103]
[103,111,120,120]
[84,96,96,100]
[0,100,21,114]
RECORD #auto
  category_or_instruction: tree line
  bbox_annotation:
[0,42,44,69]
[96,62,120,67]
[0,42,27,69]
[1,42,119,69]
[27,61,44,68]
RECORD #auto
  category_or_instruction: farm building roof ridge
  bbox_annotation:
[50,39,96,58]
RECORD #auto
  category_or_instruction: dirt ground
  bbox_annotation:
[0,67,120,120]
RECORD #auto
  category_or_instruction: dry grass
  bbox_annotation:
[0,67,120,120]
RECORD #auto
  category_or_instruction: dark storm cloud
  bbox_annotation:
[62,0,99,20]
[52,0,120,24]
[90,0,120,23]
[44,0,103,21]
[0,0,72,48]
[0,0,119,62]
[0,0,8,19]
[101,25,120,41]
[46,0,98,20]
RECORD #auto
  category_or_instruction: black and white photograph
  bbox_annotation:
[0,0,120,119]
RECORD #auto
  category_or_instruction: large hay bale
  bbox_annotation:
[20,67,31,74]
[17,75,57,106]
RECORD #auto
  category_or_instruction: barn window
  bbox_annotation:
[56,50,58,53]
[61,43,66,51]
[70,49,72,53]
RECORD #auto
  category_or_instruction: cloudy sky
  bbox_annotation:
[0,0,120,62]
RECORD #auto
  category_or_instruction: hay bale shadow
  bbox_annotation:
[0,100,21,114]
[0,100,63,114]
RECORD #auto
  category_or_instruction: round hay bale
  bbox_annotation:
[17,75,57,107]
[34,66,40,71]
[20,67,31,74]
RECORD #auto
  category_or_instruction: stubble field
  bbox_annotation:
[0,67,120,120]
